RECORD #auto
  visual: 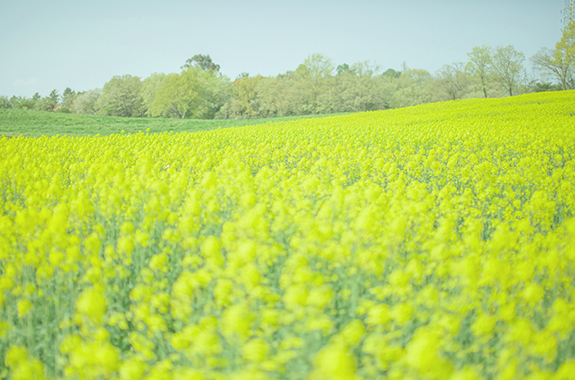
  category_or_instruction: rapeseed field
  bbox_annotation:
[1,91,574,380]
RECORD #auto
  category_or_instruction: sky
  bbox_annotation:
[0,0,567,98]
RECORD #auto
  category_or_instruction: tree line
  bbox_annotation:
[2,22,574,119]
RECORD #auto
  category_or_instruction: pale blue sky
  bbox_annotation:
[0,0,566,97]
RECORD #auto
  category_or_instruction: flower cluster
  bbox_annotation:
[1,91,575,379]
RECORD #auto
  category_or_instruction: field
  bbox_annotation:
[0,109,351,138]
[1,90,575,380]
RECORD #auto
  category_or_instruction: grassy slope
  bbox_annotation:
[0,109,352,137]
[2,91,573,138]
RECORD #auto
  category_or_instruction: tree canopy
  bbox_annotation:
[96,75,144,117]
[491,46,525,96]
[181,54,221,72]
[3,29,572,119]
[150,71,201,119]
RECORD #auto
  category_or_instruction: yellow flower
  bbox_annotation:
[241,338,269,362]
[365,304,391,327]
[5,346,28,368]
[529,330,557,363]
[555,360,575,380]
[230,369,268,380]
[306,313,335,335]
[11,358,46,380]
[94,342,120,372]
[119,357,147,380]
[149,253,169,273]
[17,299,33,318]
[117,235,135,255]
[148,314,168,333]
[309,343,356,380]
[239,263,262,289]
[404,328,454,380]
[283,284,308,310]
[193,328,222,356]
[390,303,415,325]
[449,367,481,380]
[221,303,253,341]
[173,367,204,380]
[76,286,107,323]
[471,312,498,338]
[307,284,334,309]
[521,282,545,306]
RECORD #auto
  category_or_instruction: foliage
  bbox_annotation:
[141,73,166,117]
[531,21,575,93]
[491,45,525,96]
[72,89,102,115]
[2,30,572,120]
[2,96,36,111]
[60,88,76,113]
[151,70,197,119]
[151,68,230,119]
[195,68,231,119]
[563,0,575,25]
[1,91,575,380]
[391,67,434,108]
[434,63,472,100]
[382,68,401,79]
[319,67,391,113]
[555,21,575,89]
[181,54,221,72]
[0,96,10,109]
[230,75,263,118]
[529,80,563,93]
[336,63,350,75]
[466,46,498,98]
[96,75,145,117]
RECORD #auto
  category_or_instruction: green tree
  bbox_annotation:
[72,89,102,115]
[434,63,471,100]
[8,96,35,110]
[30,93,42,110]
[327,70,389,112]
[289,53,335,114]
[555,21,575,88]
[466,45,493,98]
[197,68,231,119]
[564,0,575,25]
[321,61,388,113]
[336,63,350,76]
[491,45,525,96]
[382,68,401,78]
[529,80,562,92]
[181,54,220,72]
[141,73,166,117]
[230,75,263,118]
[150,69,202,119]
[531,47,574,90]
[49,89,60,105]
[303,53,335,84]
[33,90,60,111]
[351,61,381,76]
[36,89,60,111]
[96,75,144,117]
[61,88,76,112]
[0,96,10,109]
[252,76,291,118]
[391,66,433,108]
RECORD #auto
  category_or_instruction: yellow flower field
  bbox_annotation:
[1,90,575,380]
